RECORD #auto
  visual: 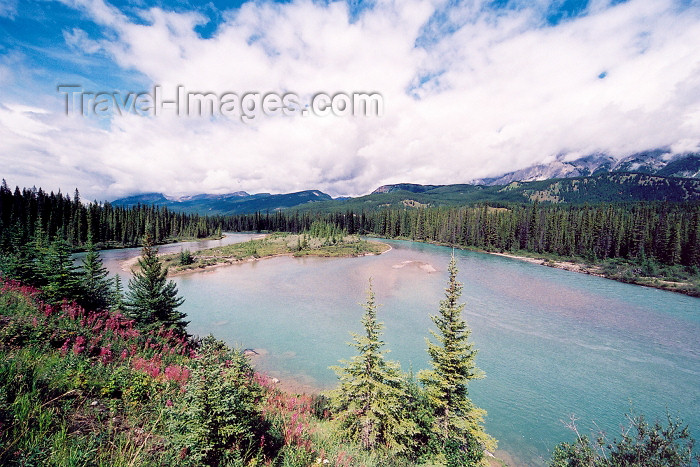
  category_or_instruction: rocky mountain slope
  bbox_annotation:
[473,151,700,185]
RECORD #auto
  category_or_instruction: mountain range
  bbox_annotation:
[112,190,332,215]
[112,152,700,214]
[472,151,700,185]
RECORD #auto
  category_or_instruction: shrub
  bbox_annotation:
[179,249,194,266]
[167,336,265,466]
[551,412,698,467]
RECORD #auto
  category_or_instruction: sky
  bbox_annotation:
[1,0,699,200]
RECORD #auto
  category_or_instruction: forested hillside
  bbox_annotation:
[109,173,700,217]
[112,190,333,216]
[296,173,700,213]
[0,181,221,250]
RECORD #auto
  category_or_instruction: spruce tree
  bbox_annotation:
[40,237,82,305]
[80,235,111,310]
[418,255,494,465]
[126,235,187,332]
[0,222,43,284]
[331,280,412,452]
[687,213,700,267]
[111,274,125,311]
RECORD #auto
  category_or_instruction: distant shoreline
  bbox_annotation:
[488,251,606,277]
[483,250,699,297]
[365,235,699,298]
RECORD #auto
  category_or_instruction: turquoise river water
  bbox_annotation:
[96,233,700,466]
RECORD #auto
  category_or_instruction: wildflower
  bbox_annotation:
[72,336,86,355]
[164,365,190,385]
[60,338,70,356]
[99,345,113,364]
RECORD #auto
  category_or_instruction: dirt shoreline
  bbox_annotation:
[485,250,698,297]
[364,235,697,297]
[488,251,607,277]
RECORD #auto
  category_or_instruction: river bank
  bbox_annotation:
[362,235,699,298]
[484,250,700,297]
[120,233,393,277]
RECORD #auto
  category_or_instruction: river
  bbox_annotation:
[95,233,700,466]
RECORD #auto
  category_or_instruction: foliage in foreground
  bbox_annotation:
[551,413,699,467]
[418,255,494,464]
[0,276,457,467]
[0,279,315,466]
[331,258,495,466]
[331,282,413,453]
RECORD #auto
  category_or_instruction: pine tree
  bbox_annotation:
[0,221,43,284]
[40,237,82,305]
[687,213,700,267]
[667,221,682,265]
[80,235,112,311]
[126,235,187,332]
[418,255,494,465]
[331,280,412,452]
[111,274,125,311]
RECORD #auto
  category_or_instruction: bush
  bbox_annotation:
[179,249,194,266]
[167,337,265,466]
[551,412,698,467]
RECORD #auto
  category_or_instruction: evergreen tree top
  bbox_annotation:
[331,279,409,452]
[126,234,187,333]
[418,254,493,455]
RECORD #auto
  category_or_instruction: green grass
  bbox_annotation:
[161,233,390,273]
[0,282,191,466]
[0,278,438,467]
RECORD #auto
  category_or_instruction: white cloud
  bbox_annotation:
[2,0,700,200]
[0,0,17,19]
[63,28,103,54]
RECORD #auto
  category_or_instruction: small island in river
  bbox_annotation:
[155,232,391,276]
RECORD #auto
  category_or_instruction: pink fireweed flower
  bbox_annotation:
[131,355,162,379]
[60,338,70,356]
[164,365,190,385]
[41,303,55,317]
[99,345,113,364]
[72,336,86,355]
[91,320,103,332]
